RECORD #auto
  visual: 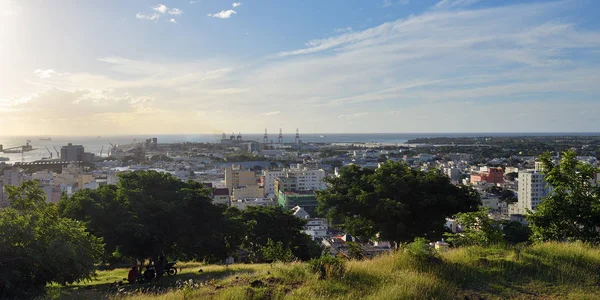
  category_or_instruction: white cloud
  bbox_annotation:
[434,0,481,9]
[208,10,237,19]
[170,18,177,23]
[334,27,353,33]
[189,0,197,3]
[33,69,68,79]
[232,2,242,8]
[262,111,281,116]
[399,0,410,4]
[153,4,168,14]
[136,12,161,21]
[168,8,183,15]
[381,0,392,8]
[4,1,600,134]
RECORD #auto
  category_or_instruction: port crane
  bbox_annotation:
[44,147,53,159]
[100,146,104,157]
[53,146,60,158]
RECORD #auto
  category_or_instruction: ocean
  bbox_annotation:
[1,133,599,163]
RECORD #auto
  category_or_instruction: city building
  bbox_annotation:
[291,206,310,219]
[224,165,258,194]
[471,167,504,184]
[263,165,326,197]
[230,198,275,210]
[512,171,549,214]
[61,143,85,162]
[232,185,264,200]
[444,167,461,183]
[212,188,230,205]
[277,190,318,215]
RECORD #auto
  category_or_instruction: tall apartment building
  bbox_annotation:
[513,171,549,214]
[224,165,258,195]
[61,143,85,162]
[263,165,326,197]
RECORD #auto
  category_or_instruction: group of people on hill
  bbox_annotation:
[127,254,167,284]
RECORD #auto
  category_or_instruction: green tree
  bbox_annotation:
[0,181,102,298]
[262,239,295,263]
[502,221,532,245]
[444,208,504,247]
[527,151,600,243]
[240,206,321,262]
[318,162,480,247]
[59,171,235,277]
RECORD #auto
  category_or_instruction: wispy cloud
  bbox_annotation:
[170,18,177,23]
[334,27,353,33]
[168,8,182,15]
[434,0,481,9]
[262,111,281,116]
[399,0,410,4]
[136,12,161,21]
[6,1,600,134]
[189,0,197,3]
[381,0,393,8]
[137,4,182,21]
[232,2,242,8]
[208,10,237,19]
[33,69,69,79]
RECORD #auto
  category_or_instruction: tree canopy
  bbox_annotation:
[59,171,229,271]
[1,181,102,298]
[59,171,321,269]
[527,150,600,243]
[238,205,322,262]
[317,162,480,246]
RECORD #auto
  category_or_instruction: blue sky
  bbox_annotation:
[1,0,600,135]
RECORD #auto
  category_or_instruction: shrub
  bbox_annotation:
[405,237,439,263]
[308,256,346,280]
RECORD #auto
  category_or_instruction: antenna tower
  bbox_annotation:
[295,128,300,144]
[263,129,268,144]
[278,128,283,144]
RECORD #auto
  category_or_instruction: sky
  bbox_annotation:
[1,0,600,135]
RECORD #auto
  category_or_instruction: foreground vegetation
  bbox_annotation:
[52,242,600,299]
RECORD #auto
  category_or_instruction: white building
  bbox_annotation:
[291,206,310,219]
[444,167,461,182]
[262,165,326,197]
[304,218,329,240]
[513,171,549,214]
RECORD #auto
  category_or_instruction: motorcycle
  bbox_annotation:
[142,261,178,280]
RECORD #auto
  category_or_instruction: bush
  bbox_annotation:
[405,237,439,263]
[308,256,346,280]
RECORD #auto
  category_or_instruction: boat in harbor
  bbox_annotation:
[39,137,52,141]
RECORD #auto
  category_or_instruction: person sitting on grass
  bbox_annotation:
[127,266,139,284]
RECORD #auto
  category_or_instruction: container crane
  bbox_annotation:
[53,146,60,158]
[44,147,53,159]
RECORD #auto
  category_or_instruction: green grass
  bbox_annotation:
[49,242,600,300]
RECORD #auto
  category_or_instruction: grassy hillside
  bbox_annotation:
[51,242,600,299]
